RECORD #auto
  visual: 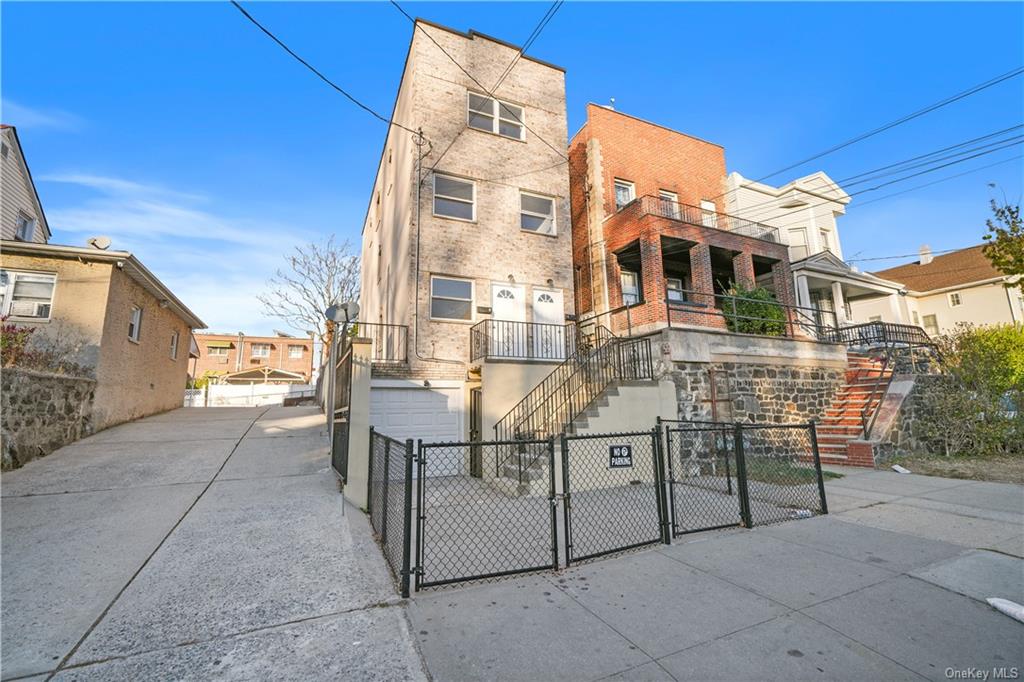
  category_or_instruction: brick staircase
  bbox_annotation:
[815,351,893,467]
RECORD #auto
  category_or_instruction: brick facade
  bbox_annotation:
[192,333,314,383]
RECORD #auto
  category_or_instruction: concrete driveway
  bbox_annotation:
[1,406,426,681]
[409,467,1024,681]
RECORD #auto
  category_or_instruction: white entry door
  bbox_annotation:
[532,289,566,359]
[491,284,526,357]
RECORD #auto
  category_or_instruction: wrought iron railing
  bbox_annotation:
[355,322,409,363]
[634,195,781,243]
[665,289,840,340]
[469,319,577,362]
[822,321,934,348]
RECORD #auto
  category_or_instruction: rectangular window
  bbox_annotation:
[788,228,809,261]
[819,229,833,254]
[922,314,939,336]
[431,276,473,321]
[520,192,556,235]
[614,180,635,211]
[912,310,920,325]
[621,270,640,306]
[658,190,679,218]
[467,92,524,140]
[948,292,963,307]
[128,306,143,342]
[433,174,475,221]
[288,344,304,359]
[700,200,718,228]
[0,270,56,319]
[15,213,35,241]
[208,346,229,357]
[170,331,179,360]
[666,277,684,302]
[251,343,271,359]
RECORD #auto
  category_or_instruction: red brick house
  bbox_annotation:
[191,332,314,384]
[569,104,796,336]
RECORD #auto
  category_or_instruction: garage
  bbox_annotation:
[369,382,464,449]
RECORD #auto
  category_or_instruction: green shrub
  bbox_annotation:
[722,284,787,336]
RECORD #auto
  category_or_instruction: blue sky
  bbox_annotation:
[3,1,1021,334]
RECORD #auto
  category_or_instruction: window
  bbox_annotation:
[377,242,383,283]
[128,306,143,342]
[251,343,271,359]
[922,314,939,336]
[819,229,833,254]
[621,270,640,306]
[912,311,920,325]
[208,346,229,357]
[788,228,809,260]
[0,270,56,319]
[659,190,679,218]
[467,92,524,140]
[170,332,179,360]
[700,200,718,228]
[14,213,35,241]
[433,174,475,221]
[869,315,882,322]
[520,192,556,235]
[431,276,473,321]
[537,293,555,303]
[666,277,684,302]
[948,292,963,307]
[614,180,635,211]
[288,344,304,359]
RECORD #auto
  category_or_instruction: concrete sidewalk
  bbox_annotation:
[1,406,426,681]
[409,468,1024,681]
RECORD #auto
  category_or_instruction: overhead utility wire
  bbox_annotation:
[852,154,1022,209]
[491,0,564,92]
[230,1,424,139]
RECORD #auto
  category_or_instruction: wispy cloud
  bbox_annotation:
[1,100,84,132]
[42,173,318,334]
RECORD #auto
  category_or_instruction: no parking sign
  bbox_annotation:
[609,444,633,468]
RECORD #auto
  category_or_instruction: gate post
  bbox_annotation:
[652,426,671,545]
[414,439,425,593]
[400,438,415,598]
[808,421,829,515]
[733,423,753,528]
[366,426,376,512]
[560,433,573,566]
[661,419,678,538]
[380,440,391,544]
[547,436,559,570]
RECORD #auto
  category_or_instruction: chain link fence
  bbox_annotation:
[415,439,558,590]
[561,430,668,564]
[664,423,743,535]
[739,424,828,525]
[366,428,414,597]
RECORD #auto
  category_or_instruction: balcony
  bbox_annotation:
[470,319,577,362]
[630,195,781,244]
[354,322,408,363]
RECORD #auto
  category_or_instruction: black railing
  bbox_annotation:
[635,195,781,243]
[354,322,408,363]
[822,321,934,348]
[469,319,577,362]
[666,289,840,340]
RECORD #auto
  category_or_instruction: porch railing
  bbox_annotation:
[354,322,409,364]
[469,319,577,362]
[634,195,781,243]
[821,321,934,348]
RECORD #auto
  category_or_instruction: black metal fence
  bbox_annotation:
[416,438,558,589]
[366,428,414,597]
[561,430,669,564]
[661,419,827,533]
[470,319,577,362]
[329,340,353,480]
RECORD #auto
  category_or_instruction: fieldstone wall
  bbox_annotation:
[1,368,96,470]
[668,361,844,425]
[874,375,945,461]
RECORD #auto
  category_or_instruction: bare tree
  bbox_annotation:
[257,235,360,345]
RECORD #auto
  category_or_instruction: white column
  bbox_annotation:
[887,293,903,323]
[831,281,847,325]
[795,274,812,309]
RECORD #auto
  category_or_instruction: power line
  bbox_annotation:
[491,0,564,93]
[389,0,569,161]
[853,154,1021,209]
[229,1,424,139]
[847,247,972,263]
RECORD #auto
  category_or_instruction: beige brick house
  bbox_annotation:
[358,20,573,444]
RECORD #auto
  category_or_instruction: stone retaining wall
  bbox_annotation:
[1,368,96,470]
[874,374,946,461]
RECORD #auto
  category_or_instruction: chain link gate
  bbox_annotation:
[560,429,669,564]
[415,438,559,590]
[663,421,744,536]
[366,428,415,597]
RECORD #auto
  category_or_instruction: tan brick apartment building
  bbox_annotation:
[192,332,314,383]
[568,104,795,336]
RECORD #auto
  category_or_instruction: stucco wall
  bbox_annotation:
[92,266,192,429]
[479,359,563,438]
[849,280,1021,332]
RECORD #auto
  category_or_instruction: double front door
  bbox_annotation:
[490,284,565,359]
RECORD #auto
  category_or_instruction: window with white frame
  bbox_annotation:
[948,292,963,307]
[788,228,809,260]
[467,92,525,140]
[912,310,920,325]
[666,277,684,302]
[520,192,556,235]
[621,270,640,306]
[819,228,833,254]
[0,270,56,319]
[700,200,718,228]
[288,344,304,359]
[658,190,680,218]
[128,306,143,342]
[251,343,271,359]
[922,314,939,336]
[208,345,229,357]
[433,174,475,221]
[614,180,635,211]
[15,213,35,241]
[431,276,473,321]
[170,331,179,360]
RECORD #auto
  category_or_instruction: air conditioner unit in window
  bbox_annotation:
[9,301,49,318]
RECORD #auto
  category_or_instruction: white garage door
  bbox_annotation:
[370,386,462,446]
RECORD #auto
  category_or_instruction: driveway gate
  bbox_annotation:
[560,430,669,564]
[663,422,744,535]
[415,438,558,589]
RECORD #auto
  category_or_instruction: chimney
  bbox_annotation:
[919,245,933,266]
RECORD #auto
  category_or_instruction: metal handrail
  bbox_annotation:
[822,321,935,348]
[666,289,839,340]
[631,195,781,243]
[469,319,577,362]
